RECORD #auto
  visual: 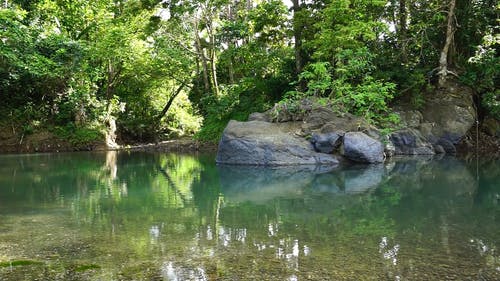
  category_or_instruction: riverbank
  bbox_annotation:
[120,139,218,153]
[0,127,217,155]
[0,125,497,157]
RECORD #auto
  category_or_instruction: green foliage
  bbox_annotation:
[298,62,332,97]
[333,57,397,126]
[291,48,398,126]
[195,87,244,142]
[52,124,104,149]
[195,79,274,142]
[481,90,500,119]
[1,1,202,145]
[1,0,497,146]
[463,32,500,119]
[313,0,386,60]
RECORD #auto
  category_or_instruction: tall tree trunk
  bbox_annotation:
[227,3,235,84]
[105,60,122,112]
[398,0,408,63]
[208,27,219,96]
[438,0,456,87]
[228,43,235,84]
[194,21,211,93]
[292,0,305,92]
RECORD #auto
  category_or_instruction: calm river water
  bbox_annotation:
[0,152,498,280]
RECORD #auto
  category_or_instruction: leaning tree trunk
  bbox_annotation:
[438,0,456,87]
[156,82,186,122]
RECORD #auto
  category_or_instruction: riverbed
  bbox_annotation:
[0,152,498,280]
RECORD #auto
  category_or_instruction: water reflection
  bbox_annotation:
[0,153,498,280]
[161,262,208,281]
[218,163,388,203]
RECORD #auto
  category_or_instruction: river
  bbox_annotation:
[0,151,498,280]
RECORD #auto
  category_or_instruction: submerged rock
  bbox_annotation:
[341,132,384,163]
[216,120,339,166]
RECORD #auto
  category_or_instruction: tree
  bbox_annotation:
[437,0,457,87]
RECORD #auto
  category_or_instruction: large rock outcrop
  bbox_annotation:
[421,80,476,144]
[217,81,482,165]
[216,120,339,166]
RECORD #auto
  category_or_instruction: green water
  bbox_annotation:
[0,152,498,281]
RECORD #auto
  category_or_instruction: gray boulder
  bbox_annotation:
[436,138,456,154]
[390,129,435,155]
[341,132,384,163]
[216,120,339,166]
[310,132,343,154]
[421,80,476,144]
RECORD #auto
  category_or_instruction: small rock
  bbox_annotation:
[310,132,342,154]
[341,132,384,163]
[434,144,445,154]
[436,138,456,154]
[390,129,435,155]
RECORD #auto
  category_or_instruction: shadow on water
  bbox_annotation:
[0,152,498,280]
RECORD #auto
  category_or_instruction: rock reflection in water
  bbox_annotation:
[217,165,334,203]
[218,163,389,203]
